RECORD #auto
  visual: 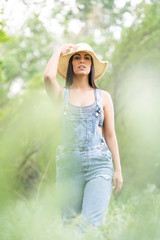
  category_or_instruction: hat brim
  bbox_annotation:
[57,49,108,81]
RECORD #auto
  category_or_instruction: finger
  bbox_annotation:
[115,183,123,194]
[71,45,78,49]
[112,177,116,189]
[66,43,78,49]
[115,188,120,195]
[69,43,78,48]
[65,46,78,54]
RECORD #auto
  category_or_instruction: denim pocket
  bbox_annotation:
[101,145,112,161]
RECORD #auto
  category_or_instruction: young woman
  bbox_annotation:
[44,43,123,231]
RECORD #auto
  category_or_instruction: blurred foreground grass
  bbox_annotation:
[0,88,160,239]
[0,182,159,240]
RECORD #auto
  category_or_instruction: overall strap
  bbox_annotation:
[95,88,102,114]
[96,88,102,107]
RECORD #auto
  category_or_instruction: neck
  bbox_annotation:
[71,75,91,89]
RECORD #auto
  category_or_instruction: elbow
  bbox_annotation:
[104,129,116,139]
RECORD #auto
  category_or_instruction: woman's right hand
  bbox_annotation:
[44,43,78,101]
[58,43,78,56]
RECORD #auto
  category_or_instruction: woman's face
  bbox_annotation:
[71,51,92,77]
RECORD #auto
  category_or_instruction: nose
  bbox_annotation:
[80,57,85,63]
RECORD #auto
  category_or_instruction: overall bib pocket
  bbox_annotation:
[64,117,94,145]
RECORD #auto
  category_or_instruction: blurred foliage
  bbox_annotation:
[109,2,160,193]
[1,13,54,84]
[0,0,160,239]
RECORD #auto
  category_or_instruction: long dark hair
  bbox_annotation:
[65,54,98,89]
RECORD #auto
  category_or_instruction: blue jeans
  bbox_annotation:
[56,143,114,232]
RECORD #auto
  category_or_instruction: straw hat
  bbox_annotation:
[57,43,108,81]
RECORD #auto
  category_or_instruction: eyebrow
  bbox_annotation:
[73,53,91,57]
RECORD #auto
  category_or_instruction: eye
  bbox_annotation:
[74,56,80,60]
[85,56,91,60]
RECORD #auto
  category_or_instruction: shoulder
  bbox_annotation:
[100,89,113,110]
[101,89,112,99]
[101,90,112,103]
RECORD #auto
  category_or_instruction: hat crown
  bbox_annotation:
[75,43,94,53]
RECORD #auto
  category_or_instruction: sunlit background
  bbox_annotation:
[0,0,160,239]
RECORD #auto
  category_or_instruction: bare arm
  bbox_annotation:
[44,43,78,101]
[102,90,123,195]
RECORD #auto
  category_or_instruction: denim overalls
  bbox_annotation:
[55,87,114,231]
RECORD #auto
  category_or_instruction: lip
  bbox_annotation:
[78,65,86,69]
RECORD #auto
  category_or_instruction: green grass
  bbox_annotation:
[0,183,160,240]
